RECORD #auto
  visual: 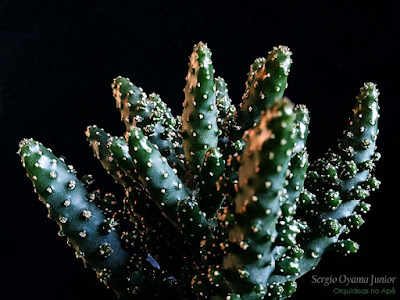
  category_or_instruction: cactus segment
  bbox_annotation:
[269,83,381,287]
[127,126,211,246]
[292,105,310,155]
[214,77,239,156]
[198,147,226,218]
[329,239,360,255]
[143,121,186,176]
[268,228,345,287]
[85,125,132,188]
[285,149,309,206]
[144,92,185,172]
[337,82,380,199]
[221,99,296,298]
[127,126,190,221]
[106,136,163,226]
[305,83,380,214]
[111,77,185,175]
[18,139,170,298]
[238,46,292,132]
[107,136,138,182]
[222,104,238,137]
[106,137,198,296]
[147,92,177,127]
[111,76,153,130]
[182,42,219,175]
[215,76,233,129]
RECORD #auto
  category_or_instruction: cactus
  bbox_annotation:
[19,42,380,300]
[182,42,220,179]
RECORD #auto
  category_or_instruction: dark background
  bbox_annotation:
[1,1,398,299]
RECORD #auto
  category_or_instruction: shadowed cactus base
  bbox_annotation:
[19,41,381,300]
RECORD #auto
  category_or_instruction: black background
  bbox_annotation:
[1,1,399,299]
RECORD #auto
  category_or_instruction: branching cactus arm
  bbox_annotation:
[18,139,173,299]
[267,83,380,299]
[237,46,292,133]
[220,99,296,300]
[182,42,220,177]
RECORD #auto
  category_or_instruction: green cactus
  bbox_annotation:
[18,139,173,299]
[237,46,292,133]
[182,42,220,178]
[198,147,226,218]
[19,42,380,300]
[220,98,296,299]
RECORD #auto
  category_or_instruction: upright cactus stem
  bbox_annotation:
[337,82,380,199]
[221,99,296,299]
[268,83,381,291]
[182,42,219,176]
[238,46,292,132]
[19,42,381,300]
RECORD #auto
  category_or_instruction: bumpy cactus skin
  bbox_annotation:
[182,42,220,177]
[221,99,296,299]
[19,42,380,300]
[18,139,172,299]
